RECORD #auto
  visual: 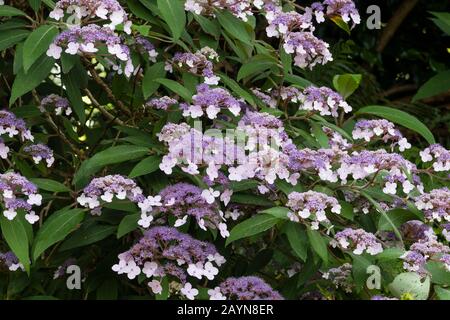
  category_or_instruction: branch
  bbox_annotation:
[82,58,132,117]
[84,89,124,126]
[376,0,419,53]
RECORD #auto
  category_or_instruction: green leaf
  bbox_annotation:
[193,14,220,38]
[117,213,140,238]
[389,272,430,300]
[434,286,450,300]
[430,12,450,35]
[32,208,85,261]
[413,70,450,102]
[0,29,29,52]
[230,193,274,207]
[73,145,149,188]
[260,206,290,219]
[376,247,404,261]
[332,74,362,99]
[1,216,30,273]
[237,55,277,81]
[351,253,373,291]
[378,209,417,231]
[331,16,351,35]
[59,223,116,251]
[142,62,166,99]
[154,78,192,101]
[62,68,85,123]
[0,5,27,17]
[310,120,330,148]
[28,0,42,12]
[226,214,281,246]
[284,222,308,261]
[157,0,185,40]
[129,155,161,178]
[284,74,314,89]
[29,178,71,193]
[22,25,58,72]
[356,105,435,144]
[216,10,253,45]
[218,73,255,106]
[426,261,450,285]
[306,228,328,264]
[10,54,54,105]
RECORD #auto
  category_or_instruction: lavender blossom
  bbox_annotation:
[322,127,352,150]
[322,263,353,293]
[0,138,9,160]
[401,239,450,275]
[171,48,220,85]
[420,144,450,172]
[208,276,283,300]
[180,84,241,119]
[0,251,24,271]
[286,191,341,230]
[184,0,260,21]
[145,96,178,110]
[145,183,229,238]
[135,36,158,62]
[283,32,333,69]
[40,94,72,116]
[0,110,34,141]
[47,24,134,76]
[49,0,131,33]
[112,226,225,297]
[24,144,55,167]
[298,86,351,117]
[400,220,436,242]
[0,172,41,224]
[322,0,360,26]
[415,188,450,223]
[77,175,145,215]
[331,228,383,255]
[352,119,411,152]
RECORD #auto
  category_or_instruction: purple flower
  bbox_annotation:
[112,226,225,288]
[40,94,72,116]
[24,144,55,167]
[286,191,341,230]
[415,188,450,223]
[208,276,283,300]
[0,251,24,271]
[322,263,353,293]
[0,110,34,141]
[331,228,383,255]
[0,172,41,224]
[299,86,351,117]
[401,239,450,275]
[77,175,145,215]
[420,144,450,172]
[171,48,219,85]
[283,32,333,69]
[145,96,178,110]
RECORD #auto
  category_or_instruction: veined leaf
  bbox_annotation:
[226,214,281,246]
[22,25,58,72]
[157,0,185,40]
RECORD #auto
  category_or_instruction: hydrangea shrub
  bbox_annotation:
[0,0,449,300]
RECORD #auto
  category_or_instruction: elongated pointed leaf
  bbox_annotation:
[157,0,185,40]
[23,25,58,72]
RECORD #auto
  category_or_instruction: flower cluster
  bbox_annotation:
[265,7,314,37]
[49,0,131,33]
[39,94,72,116]
[420,144,450,172]
[0,172,42,224]
[208,276,283,300]
[24,144,55,167]
[442,223,450,242]
[184,0,262,21]
[322,263,353,293]
[0,110,33,142]
[401,239,450,275]
[283,32,333,69]
[77,175,145,215]
[331,228,383,255]
[286,191,341,230]
[169,48,220,85]
[47,24,133,76]
[400,220,436,243]
[142,183,230,238]
[337,150,421,195]
[112,226,225,298]
[0,251,24,271]
[145,96,178,110]
[415,188,450,223]
[298,86,352,117]
[180,84,242,119]
[322,127,352,150]
[352,119,411,151]
[315,0,361,26]
[134,36,158,62]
